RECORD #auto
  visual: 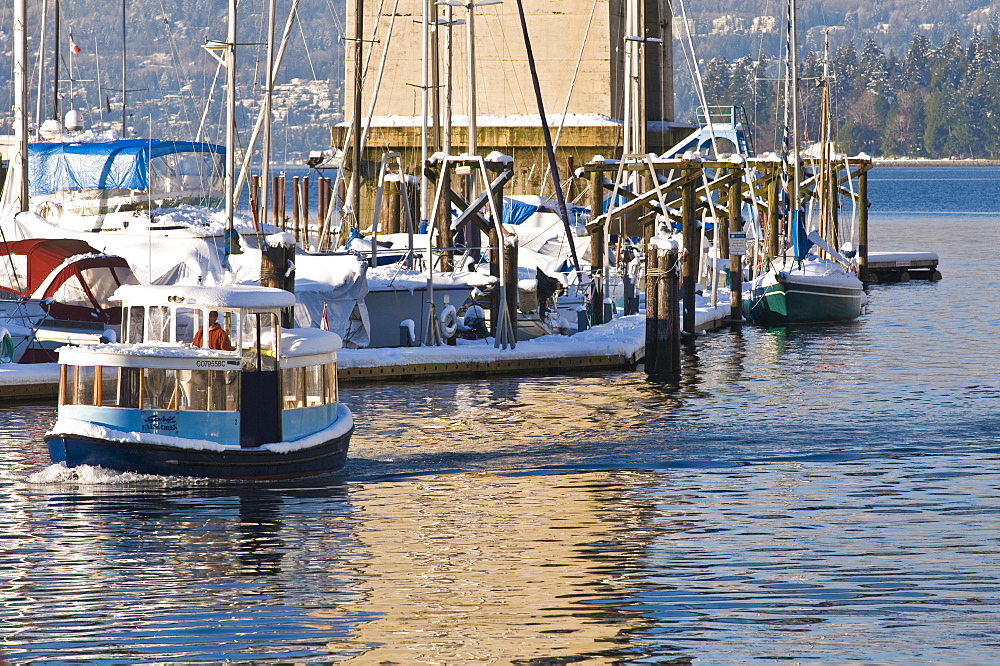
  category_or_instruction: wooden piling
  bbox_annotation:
[291,176,301,243]
[645,241,680,380]
[728,167,743,325]
[681,166,698,337]
[503,238,518,336]
[644,240,658,372]
[380,180,401,235]
[271,176,280,227]
[858,168,869,283]
[589,170,606,325]
[260,235,296,327]
[301,176,310,248]
[437,163,454,272]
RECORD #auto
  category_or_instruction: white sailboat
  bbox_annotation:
[744,12,864,325]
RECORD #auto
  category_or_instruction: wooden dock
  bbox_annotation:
[866,251,942,283]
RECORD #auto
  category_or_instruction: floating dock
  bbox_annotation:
[866,251,942,283]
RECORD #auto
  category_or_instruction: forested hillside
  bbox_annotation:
[684,31,1000,158]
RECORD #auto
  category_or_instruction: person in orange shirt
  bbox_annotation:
[193,311,235,350]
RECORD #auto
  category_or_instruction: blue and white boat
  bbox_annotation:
[45,284,353,480]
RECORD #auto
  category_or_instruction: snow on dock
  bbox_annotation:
[0,296,736,399]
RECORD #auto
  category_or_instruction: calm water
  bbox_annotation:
[2,167,999,662]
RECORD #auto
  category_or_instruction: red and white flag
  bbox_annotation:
[69,31,81,54]
[320,302,330,331]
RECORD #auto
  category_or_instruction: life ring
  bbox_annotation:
[438,305,458,339]
[0,328,13,364]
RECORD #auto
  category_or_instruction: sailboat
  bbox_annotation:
[744,14,864,325]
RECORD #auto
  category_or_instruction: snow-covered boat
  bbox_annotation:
[45,284,353,480]
[744,255,864,324]
[0,238,138,362]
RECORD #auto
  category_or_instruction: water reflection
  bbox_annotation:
[345,470,663,662]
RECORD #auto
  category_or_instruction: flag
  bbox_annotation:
[69,31,81,54]
[320,302,330,331]
[105,95,111,113]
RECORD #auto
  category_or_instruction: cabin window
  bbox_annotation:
[305,365,325,407]
[117,367,140,408]
[282,367,304,408]
[60,366,96,406]
[146,306,172,343]
[177,369,238,411]
[142,367,177,410]
[175,308,200,345]
[50,274,91,308]
[0,255,28,295]
[281,364,336,409]
[326,362,338,403]
[78,266,138,308]
[100,367,119,406]
[127,307,145,344]
[241,312,278,372]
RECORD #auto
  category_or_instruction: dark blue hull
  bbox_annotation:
[45,429,352,481]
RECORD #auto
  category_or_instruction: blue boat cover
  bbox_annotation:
[502,196,590,226]
[502,197,542,226]
[28,139,224,196]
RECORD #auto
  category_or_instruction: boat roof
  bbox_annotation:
[28,139,224,196]
[0,238,104,296]
[113,284,297,309]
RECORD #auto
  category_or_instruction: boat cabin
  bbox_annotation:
[55,284,343,449]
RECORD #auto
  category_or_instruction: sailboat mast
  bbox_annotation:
[225,0,237,237]
[352,0,364,230]
[35,0,48,129]
[789,0,801,216]
[54,0,60,121]
[121,0,128,136]
[12,0,29,211]
[260,0,278,228]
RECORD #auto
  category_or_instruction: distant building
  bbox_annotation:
[711,15,744,35]
[749,16,777,34]
[672,17,696,38]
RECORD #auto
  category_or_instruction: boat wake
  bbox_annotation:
[26,462,210,486]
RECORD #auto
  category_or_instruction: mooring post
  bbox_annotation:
[728,166,744,325]
[436,162,454,273]
[645,239,680,381]
[291,176,301,243]
[589,169,606,325]
[644,240,658,372]
[271,176,281,228]
[858,167,869,283]
[260,233,296,327]
[681,164,698,338]
[301,176,310,248]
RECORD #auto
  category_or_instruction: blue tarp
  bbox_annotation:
[28,139,224,196]
[502,195,589,226]
[502,197,543,226]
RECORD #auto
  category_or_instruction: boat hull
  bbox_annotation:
[746,276,863,325]
[44,428,352,481]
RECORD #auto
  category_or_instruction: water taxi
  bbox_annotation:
[45,284,353,480]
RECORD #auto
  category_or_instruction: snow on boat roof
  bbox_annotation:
[113,284,296,309]
[281,327,343,357]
